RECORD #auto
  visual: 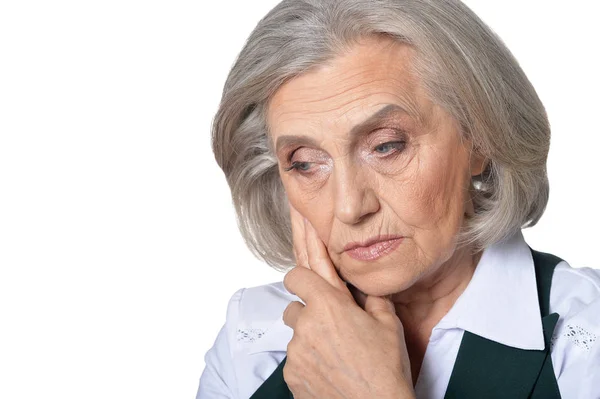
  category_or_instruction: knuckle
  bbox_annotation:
[287,337,300,354]
[283,301,306,327]
[283,273,290,290]
[282,302,293,321]
[294,310,312,332]
[282,362,297,386]
[283,347,300,384]
[283,268,297,291]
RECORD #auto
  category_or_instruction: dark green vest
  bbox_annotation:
[250,247,562,399]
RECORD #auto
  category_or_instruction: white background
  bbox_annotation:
[0,1,598,398]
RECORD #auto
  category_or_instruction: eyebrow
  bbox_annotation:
[274,103,413,155]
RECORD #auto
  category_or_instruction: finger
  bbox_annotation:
[347,283,367,310]
[289,202,309,269]
[349,282,397,320]
[304,217,352,296]
[283,264,337,306]
[282,300,305,329]
[363,293,397,320]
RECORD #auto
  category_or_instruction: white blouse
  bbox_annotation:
[196,230,600,399]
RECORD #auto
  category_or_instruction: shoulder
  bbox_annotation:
[549,259,600,398]
[228,281,299,397]
[230,280,299,353]
[233,280,300,327]
[210,281,297,354]
[198,281,298,399]
[550,259,600,333]
[551,260,600,303]
[225,280,300,347]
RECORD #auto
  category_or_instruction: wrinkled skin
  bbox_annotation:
[268,35,486,395]
[282,205,414,398]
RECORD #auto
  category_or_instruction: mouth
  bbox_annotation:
[343,235,404,261]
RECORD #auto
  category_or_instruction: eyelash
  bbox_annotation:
[283,140,407,173]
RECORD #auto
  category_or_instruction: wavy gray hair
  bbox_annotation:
[211,0,550,272]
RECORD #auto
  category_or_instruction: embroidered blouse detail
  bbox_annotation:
[237,328,266,343]
[562,324,597,351]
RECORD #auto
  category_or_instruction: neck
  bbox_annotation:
[391,244,482,385]
[392,244,481,322]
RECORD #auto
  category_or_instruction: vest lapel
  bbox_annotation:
[530,315,562,398]
[444,313,559,399]
[444,247,562,399]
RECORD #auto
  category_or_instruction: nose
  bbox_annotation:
[332,162,380,225]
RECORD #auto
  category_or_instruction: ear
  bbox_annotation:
[470,151,488,176]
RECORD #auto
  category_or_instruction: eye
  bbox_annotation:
[282,147,324,175]
[284,161,313,172]
[374,141,406,154]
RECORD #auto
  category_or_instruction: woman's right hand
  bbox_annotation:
[281,203,415,398]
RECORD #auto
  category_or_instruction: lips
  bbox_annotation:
[343,235,404,261]
[343,235,404,251]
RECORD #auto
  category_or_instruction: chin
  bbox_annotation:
[340,266,420,298]
[333,243,424,296]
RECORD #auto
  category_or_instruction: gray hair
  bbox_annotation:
[212,0,550,272]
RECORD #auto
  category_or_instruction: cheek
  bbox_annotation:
[380,148,469,228]
[283,177,334,244]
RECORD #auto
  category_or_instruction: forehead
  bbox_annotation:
[267,36,432,137]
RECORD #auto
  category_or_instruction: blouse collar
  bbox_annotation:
[435,229,546,350]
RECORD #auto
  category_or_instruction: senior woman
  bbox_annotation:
[197,0,600,398]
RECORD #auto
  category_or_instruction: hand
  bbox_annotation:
[282,204,415,399]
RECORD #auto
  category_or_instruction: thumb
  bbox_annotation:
[364,293,396,319]
[347,283,367,309]
[348,284,396,318]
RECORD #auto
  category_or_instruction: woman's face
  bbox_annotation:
[267,36,485,297]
